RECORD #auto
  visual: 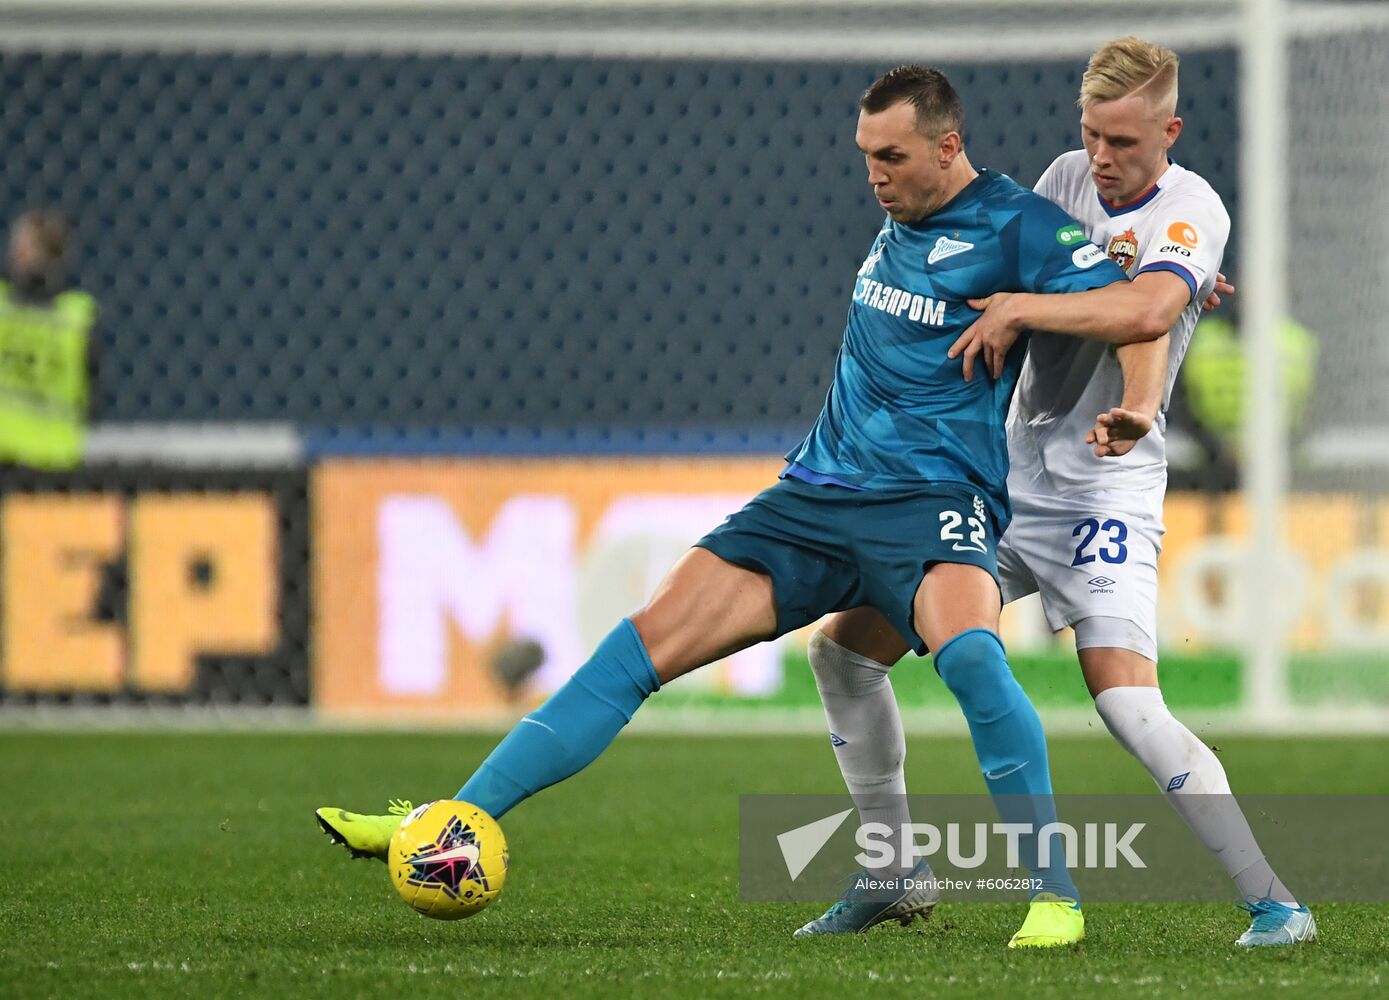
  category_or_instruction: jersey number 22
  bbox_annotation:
[940,510,987,554]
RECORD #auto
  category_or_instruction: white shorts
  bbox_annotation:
[997,491,1164,658]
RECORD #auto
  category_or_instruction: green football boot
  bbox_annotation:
[315,799,415,861]
[1007,892,1084,949]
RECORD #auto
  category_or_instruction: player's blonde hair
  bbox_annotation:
[1078,37,1179,117]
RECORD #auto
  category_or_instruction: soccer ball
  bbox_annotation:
[387,800,509,919]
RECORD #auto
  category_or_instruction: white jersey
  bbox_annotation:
[1006,150,1230,502]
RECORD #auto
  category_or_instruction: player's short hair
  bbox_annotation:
[1079,37,1179,116]
[860,65,965,139]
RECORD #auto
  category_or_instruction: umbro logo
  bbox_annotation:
[1166,772,1190,792]
[1087,576,1116,588]
[830,733,847,747]
[927,235,974,265]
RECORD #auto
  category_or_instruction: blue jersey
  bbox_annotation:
[785,168,1127,519]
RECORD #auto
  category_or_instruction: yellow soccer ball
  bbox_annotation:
[387,800,509,919]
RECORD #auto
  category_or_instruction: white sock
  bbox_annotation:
[1094,686,1298,905]
[808,630,914,879]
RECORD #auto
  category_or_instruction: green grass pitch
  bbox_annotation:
[3,730,1387,998]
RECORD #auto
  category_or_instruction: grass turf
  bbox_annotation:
[2,731,1387,998]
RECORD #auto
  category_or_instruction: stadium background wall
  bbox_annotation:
[0,48,1239,437]
[1,3,1385,726]
[0,45,1234,716]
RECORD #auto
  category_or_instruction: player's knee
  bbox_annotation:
[627,607,687,683]
[941,669,1017,725]
[934,629,1017,724]
[1092,685,1168,757]
[819,608,909,665]
[806,629,837,681]
[627,606,659,650]
[808,629,890,697]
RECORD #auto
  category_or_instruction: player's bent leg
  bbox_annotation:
[454,548,777,818]
[809,614,915,887]
[917,563,1082,940]
[797,612,925,935]
[314,550,779,855]
[630,547,780,684]
[815,609,913,859]
[1079,634,1310,945]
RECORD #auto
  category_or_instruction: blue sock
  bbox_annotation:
[455,619,660,819]
[934,628,1079,904]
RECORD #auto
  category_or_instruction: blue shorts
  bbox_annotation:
[695,477,1004,654]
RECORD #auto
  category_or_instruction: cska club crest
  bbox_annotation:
[1107,228,1139,271]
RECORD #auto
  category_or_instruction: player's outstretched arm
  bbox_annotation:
[1086,273,1233,452]
[951,270,1189,380]
[1087,333,1169,457]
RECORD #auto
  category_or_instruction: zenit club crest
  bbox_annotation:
[404,815,492,898]
[1107,228,1139,271]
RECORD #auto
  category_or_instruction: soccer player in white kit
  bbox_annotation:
[798,38,1314,947]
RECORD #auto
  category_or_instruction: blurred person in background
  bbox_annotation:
[0,208,96,470]
[1182,311,1319,468]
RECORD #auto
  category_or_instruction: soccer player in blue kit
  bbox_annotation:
[318,65,1154,948]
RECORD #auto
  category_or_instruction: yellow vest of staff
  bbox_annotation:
[0,281,96,470]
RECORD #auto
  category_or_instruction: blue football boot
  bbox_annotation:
[1235,898,1317,947]
[793,858,940,937]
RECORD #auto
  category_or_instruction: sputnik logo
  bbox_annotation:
[776,809,854,880]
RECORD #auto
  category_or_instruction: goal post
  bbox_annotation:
[1240,0,1292,721]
